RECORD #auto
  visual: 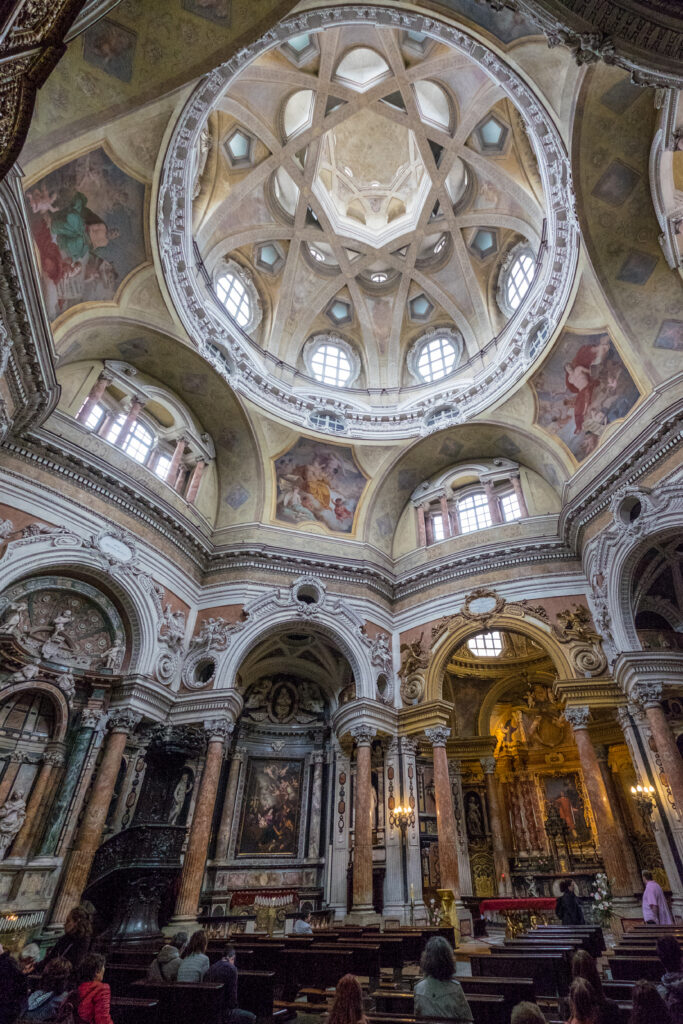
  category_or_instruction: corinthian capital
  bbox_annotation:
[425,726,450,748]
[204,717,234,744]
[350,724,376,747]
[631,682,663,709]
[480,757,496,775]
[563,705,590,730]
[108,709,142,734]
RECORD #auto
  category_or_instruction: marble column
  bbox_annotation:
[425,727,459,894]
[329,739,351,919]
[510,474,529,518]
[52,710,141,924]
[416,504,427,547]
[172,718,232,924]
[167,437,188,484]
[186,461,206,504]
[564,706,633,899]
[439,495,452,538]
[349,724,376,920]
[308,750,325,860]
[449,761,473,897]
[595,746,642,894]
[77,371,112,424]
[40,709,102,857]
[383,738,404,917]
[481,757,513,896]
[482,480,502,525]
[633,683,683,821]
[214,746,245,862]
[10,750,64,859]
[400,737,424,913]
[0,751,25,808]
[114,397,145,448]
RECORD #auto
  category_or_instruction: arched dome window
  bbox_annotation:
[458,492,492,533]
[498,244,536,316]
[468,631,503,656]
[303,334,360,388]
[409,329,462,383]
[214,258,262,333]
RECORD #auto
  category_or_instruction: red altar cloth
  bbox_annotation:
[479,898,556,913]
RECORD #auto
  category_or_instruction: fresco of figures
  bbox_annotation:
[25,147,146,320]
[274,437,367,534]
[531,330,640,461]
[238,759,302,857]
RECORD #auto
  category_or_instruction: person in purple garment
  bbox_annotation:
[642,870,674,924]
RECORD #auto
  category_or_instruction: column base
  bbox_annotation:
[610,895,644,920]
[672,896,683,922]
[345,907,381,926]
[164,914,202,935]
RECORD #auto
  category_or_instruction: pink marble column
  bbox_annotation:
[482,479,502,525]
[482,757,513,896]
[565,706,633,897]
[115,397,145,448]
[11,750,64,859]
[448,502,460,536]
[596,746,642,894]
[214,746,246,861]
[52,710,140,920]
[634,683,683,818]
[77,371,112,425]
[308,750,325,860]
[172,719,232,923]
[167,437,188,484]
[439,495,452,538]
[425,727,460,895]
[416,504,427,547]
[185,461,206,504]
[510,474,529,518]
[350,725,376,915]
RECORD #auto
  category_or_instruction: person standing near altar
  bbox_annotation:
[555,879,585,925]
[642,870,674,925]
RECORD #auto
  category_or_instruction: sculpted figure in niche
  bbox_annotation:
[102,639,124,670]
[466,794,484,837]
[50,608,73,643]
[2,601,28,633]
[168,770,193,825]
[0,790,27,859]
[272,685,294,722]
[243,678,272,721]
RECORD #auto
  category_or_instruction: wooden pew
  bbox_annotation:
[608,956,663,983]
[470,952,570,998]
[110,997,158,1024]
[368,994,507,1024]
[131,980,224,1024]
[105,964,149,997]
[528,927,604,958]
[603,981,634,1001]
[372,977,535,1018]
[237,969,278,1020]
[338,936,404,977]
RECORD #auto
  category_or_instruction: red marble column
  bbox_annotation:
[185,461,206,504]
[482,479,502,525]
[52,710,140,921]
[416,504,427,547]
[350,725,376,915]
[214,746,246,861]
[77,371,112,425]
[596,746,642,894]
[425,727,460,895]
[10,750,64,859]
[172,719,232,923]
[167,437,188,484]
[510,474,529,518]
[635,683,683,818]
[565,706,633,897]
[115,397,145,448]
[439,495,452,538]
[482,757,513,896]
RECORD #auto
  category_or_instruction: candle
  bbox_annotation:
[410,884,414,901]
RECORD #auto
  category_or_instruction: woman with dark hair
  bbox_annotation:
[555,879,585,925]
[571,950,620,1024]
[74,954,112,1024]
[326,974,367,1024]
[629,980,672,1024]
[177,929,209,982]
[42,908,92,973]
[23,957,71,1021]
[567,978,600,1024]
[414,937,473,1022]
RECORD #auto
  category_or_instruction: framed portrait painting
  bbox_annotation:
[237,758,303,857]
[543,773,592,843]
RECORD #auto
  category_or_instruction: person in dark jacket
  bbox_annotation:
[22,957,71,1022]
[657,937,683,1023]
[42,908,91,975]
[208,947,255,1024]
[146,932,187,982]
[555,879,585,925]
[0,947,29,1024]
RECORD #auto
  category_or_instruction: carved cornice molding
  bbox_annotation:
[613,651,683,700]
[554,676,623,707]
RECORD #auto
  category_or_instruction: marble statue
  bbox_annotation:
[168,771,193,825]
[1,600,27,632]
[0,791,26,859]
[466,795,484,837]
[58,670,76,700]
[102,640,124,670]
[50,608,73,643]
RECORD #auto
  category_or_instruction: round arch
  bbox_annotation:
[424,612,575,705]
[476,665,558,736]
[0,681,70,743]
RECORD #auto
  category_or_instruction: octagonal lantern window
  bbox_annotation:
[224,127,255,169]
[476,115,508,153]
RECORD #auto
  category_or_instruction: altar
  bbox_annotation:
[479,897,557,937]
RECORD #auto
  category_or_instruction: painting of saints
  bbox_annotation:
[25,148,146,320]
[274,437,367,534]
[531,331,639,462]
[237,759,302,857]
[544,774,591,842]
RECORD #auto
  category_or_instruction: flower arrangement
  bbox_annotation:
[591,872,613,926]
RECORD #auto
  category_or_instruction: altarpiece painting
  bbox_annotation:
[237,759,303,857]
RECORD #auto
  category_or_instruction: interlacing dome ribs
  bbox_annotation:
[160,9,578,437]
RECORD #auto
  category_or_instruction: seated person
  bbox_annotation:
[0,944,28,1024]
[630,980,672,1024]
[293,912,313,936]
[567,978,601,1024]
[414,936,473,1023]
[147,932,187,982]
[657,937,683,1023]
[74,954,113,1024]
[208,946,255,1024]
[23,957,71,1021]
[177,930,209,982]
[510,1004,545,1024]
[327,975,367,1024]
[571,949,620,1024]
[42,908,91,977]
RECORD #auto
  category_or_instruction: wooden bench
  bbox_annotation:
[372,977,535,1018]
[603,981,634,1001]
[608,956,663,982]
[105,964,149,997]
[110,997,159,1024]
[368,994,507,1024]
[527,927,604,958]
[470,952,570,998]
[131,980,224,1024]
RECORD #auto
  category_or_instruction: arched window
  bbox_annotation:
[123,421,153,463]
[154,454,172,480]
[304,334,360,388]
[458,492,492,533]
[501,491,521,522]
[216,271,252,327]
[498,245,536,315]
[83,403,106,431]
[417,334,457,382]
